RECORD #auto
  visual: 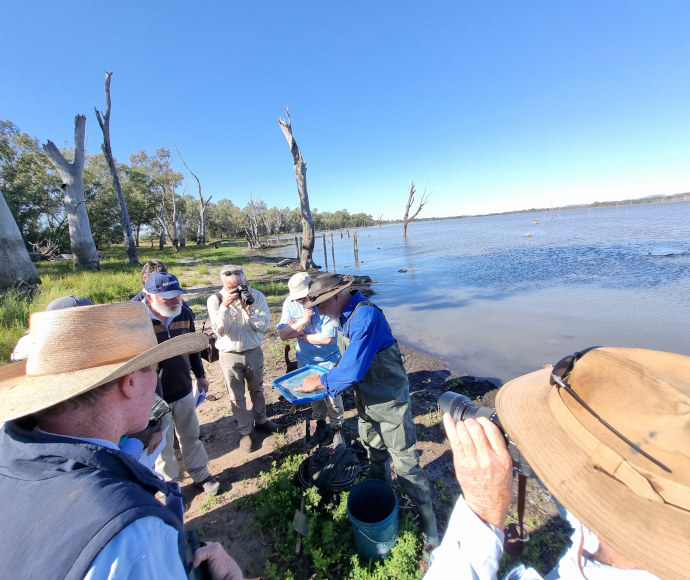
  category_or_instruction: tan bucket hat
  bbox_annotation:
[305,273,354,308]
[0,302,207,422]
[496,347,690,579]
[288,272,312,301]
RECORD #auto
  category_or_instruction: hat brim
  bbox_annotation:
[305,277,353,308]
[155,289,186,299]
[289,288,309,301]
[0,332,207,423]
[496,368,690,579]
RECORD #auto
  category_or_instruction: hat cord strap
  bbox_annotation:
[503,474,529,556]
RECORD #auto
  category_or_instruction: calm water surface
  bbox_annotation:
[265,202,690,384]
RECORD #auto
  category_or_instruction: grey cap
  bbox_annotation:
[45,296,95,311]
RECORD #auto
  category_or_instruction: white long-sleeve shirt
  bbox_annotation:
[207,286,270,353]
[425,496,659,580]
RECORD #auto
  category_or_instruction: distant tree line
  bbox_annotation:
[0,120,375,253]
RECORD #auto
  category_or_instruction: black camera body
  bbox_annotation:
[438,392,535,478]
[237,284,255,305]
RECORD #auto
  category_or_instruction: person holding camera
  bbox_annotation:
[207,265,276,453]
[0,302,242,579]
[425,347,690,580]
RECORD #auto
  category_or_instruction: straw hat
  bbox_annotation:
[496,347,690,579]
[305,273,354,308]
[0,302,207,422]
[288,272,312,301]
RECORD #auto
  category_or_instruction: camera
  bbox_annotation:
[237,284,255,305]
[438,392,534,478]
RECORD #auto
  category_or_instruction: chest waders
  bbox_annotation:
[337,301,433,512]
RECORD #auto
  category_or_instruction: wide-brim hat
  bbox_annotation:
[0,302,207,422]
[496,347,690,579]
[288,272,312,301]
[305,273,354,308]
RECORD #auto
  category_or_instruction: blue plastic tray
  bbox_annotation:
[272,365,329,404]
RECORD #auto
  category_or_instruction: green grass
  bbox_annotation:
[0,243,253,364]
[240,455,425,579]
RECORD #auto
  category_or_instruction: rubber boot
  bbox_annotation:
[418,501,439,550]
[309,419,329,448]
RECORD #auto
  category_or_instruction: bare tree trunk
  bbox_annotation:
[402,180,431,236]
[94,71,140,265]
[244,199,261,249]
[43,115,101,270]
[0,191,41,292]
[278,107,318,269]
[177,214,186,248]
[157,202,175,251]
[175,145,211,245]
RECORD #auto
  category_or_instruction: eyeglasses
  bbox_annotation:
[549,348,670,473]
[222,270,244,277]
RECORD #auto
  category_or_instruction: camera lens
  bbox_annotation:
[438,392,495,422]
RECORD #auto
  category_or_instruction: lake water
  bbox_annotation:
[263,201,690,384]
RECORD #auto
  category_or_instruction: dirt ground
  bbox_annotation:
[175,261,563,579]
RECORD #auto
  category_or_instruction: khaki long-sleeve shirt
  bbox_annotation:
[207,286,270,353]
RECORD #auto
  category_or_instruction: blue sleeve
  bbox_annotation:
[85,517,187,580]
[322,306,392,396]
[276,298,294,329]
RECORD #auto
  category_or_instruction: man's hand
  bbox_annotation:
[221,288,240,307]
[295,374,324,393]
[196,377,210,393]
[145,429,164,455]
[193,542,243,580]
[301,307,314,322]
[443,414,513,528]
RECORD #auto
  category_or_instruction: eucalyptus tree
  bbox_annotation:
[0,120,63,245]
[95,71,139,265]
[42,115,100,270]
[0,190,41,292]
[278,107,318,269]
[402,180,431,236]
[207,199,244,239]
[130,148,183,250]
[175,145,211,244]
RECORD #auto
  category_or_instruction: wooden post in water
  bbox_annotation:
[322,233,328,270]
[353,230,359,264]
[330,233,336,270]
[294,236,300,259]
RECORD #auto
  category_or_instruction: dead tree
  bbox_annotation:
[278,107,318,269]
[43,115,101,270]
[175,145,211,245]
[95,71,140,265]
[402,180,431,236]
[0,191,41,292]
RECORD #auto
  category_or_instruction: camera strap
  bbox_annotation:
[503,474,530,557]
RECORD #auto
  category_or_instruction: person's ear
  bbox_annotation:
[117,372,137,400]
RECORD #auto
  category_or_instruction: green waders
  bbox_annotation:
[337,306,433,510]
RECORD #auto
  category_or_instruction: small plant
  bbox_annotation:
[199,493,221,514]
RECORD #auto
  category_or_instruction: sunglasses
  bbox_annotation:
[550,348,670,473]
[222,270,244,277]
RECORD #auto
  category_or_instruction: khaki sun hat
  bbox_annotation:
[305,273,354,308]
[496,347,690,580]
[288,272,312,301]
[0,302,207,423]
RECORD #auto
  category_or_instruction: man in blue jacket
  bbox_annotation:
[296,273,438,546]
[0,302,241,579]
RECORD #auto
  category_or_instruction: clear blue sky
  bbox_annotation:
[2,1,689,219]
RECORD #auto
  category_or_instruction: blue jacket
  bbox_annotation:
[321,290,397,396]
[0,421,185,580]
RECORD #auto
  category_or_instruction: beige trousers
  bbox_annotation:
[219,346,267,435]
[155,392,211,483]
